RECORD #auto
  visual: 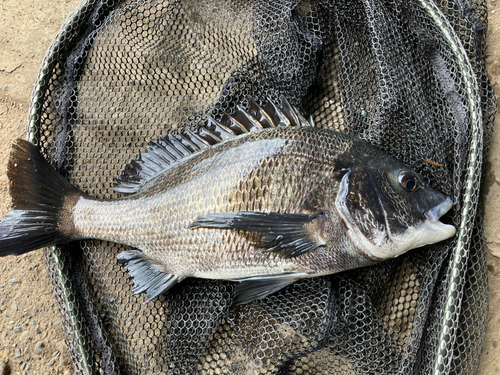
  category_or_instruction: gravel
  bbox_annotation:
[34,342,45,355]
[20,331,29,341]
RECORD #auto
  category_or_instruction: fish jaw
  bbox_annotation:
[393,197,456,252]
[335,171,456,260]
[425,196,453,222]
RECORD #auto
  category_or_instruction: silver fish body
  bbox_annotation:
[0,99,456,304]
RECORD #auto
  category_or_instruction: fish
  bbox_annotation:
[0,98,456,305]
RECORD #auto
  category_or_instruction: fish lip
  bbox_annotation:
[387,196,455,256]
[424,197,453,222]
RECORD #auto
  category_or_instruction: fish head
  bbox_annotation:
[335,160,456,260]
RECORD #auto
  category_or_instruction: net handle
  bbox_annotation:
[416,1,484,374]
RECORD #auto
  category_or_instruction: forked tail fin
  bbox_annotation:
[0,139,80,256]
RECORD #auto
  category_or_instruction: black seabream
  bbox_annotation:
[0,98,456,304]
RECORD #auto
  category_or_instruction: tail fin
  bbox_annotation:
[0,139,80,256]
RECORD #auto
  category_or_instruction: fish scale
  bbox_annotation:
[0,99,455,305]
[70,130,331,272]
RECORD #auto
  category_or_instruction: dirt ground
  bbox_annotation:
[0,1,500,374]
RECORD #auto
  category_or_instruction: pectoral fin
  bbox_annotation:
[117,250,184,302]
[232,273,307,305]
[189,211,327,258]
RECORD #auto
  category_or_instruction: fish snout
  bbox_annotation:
[424,196,453,222]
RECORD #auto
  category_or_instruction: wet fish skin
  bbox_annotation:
[0,100,456,304]
[66,128,353,278]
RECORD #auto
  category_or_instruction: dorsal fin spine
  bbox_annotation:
[264,100,291,127]
[220,112,248,135]
[207,117,235,140]
[248,100,275,128]
[166,135,190,155]
[147,143,173,164]
[161,136,185,159]
[234,105,264,131]
[304,114,314,127]
[280,97,301,127]
[151,142,176,163]
[197,126,222,145]
[183,129,210,150]
[238,105,265,130]
[177,132,203,152]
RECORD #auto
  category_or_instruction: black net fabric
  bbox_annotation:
[28,0,495,374]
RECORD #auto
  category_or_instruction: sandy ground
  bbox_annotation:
[0,1,83,373]
[0,1,500,374]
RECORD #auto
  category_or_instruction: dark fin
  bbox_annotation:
[232,274,306,305]
[281,97,313,127]
[307,114,316,127]
[114,132,210,194]
[206,116,236,140]
[232,105,264,131]
[219,112,250,135]
[189,211,326,258]
[263,100,293,127]
[117,250,184,302]
[0,139,80,256]
[247,99,275,128]
[114,97,314,194]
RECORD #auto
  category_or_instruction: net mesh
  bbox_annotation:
[27,0,495,373]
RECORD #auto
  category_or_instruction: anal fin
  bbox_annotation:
[117,250,184,302]
[232,273,307,305]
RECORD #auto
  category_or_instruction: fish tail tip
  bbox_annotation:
[0,139,78,257]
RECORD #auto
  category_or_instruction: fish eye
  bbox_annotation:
[398,171,419,192]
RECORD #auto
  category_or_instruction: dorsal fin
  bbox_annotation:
[113,131,210,194]
[232,105,264,131]
[114,97,313,194]
[247,100,275,128]
[206,116,236,140]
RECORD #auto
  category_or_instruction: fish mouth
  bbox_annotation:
[424,196,453,222]
[420,197,456,242]
[382,197,456,258]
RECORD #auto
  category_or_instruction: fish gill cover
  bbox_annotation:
[27,0,495,374]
